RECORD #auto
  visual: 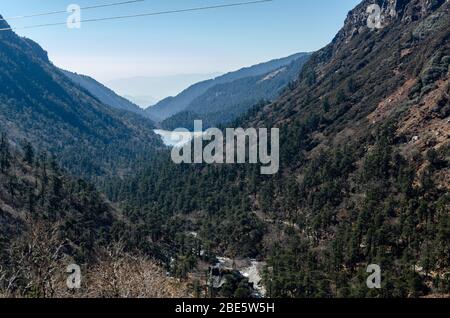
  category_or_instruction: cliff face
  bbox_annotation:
[332,0,447,52]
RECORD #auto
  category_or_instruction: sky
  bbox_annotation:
[0,0,361,103]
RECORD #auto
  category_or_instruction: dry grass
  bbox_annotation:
[0,220,191,299]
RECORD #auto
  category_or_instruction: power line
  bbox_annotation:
[0,0,273,32]
[0,0,146,21]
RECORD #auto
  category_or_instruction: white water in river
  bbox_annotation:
[154,130,204,147]
[215,257,266,297]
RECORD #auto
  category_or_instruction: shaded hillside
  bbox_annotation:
[0,132,191,298]
[61,70,148,117]
[161,54,310,130]
[146,53,310,121]
[108,0,449,297]
[0,16,162,181]
[0,132,116,263]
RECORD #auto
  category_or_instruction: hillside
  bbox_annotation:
[108,0,450,298]
[161,54,311,130]
[0,132,190,298]
[146,53,310,121]
[60,69,148,117]
[0,132,115,259]
[0,0,448,299]
[0,16,162,181]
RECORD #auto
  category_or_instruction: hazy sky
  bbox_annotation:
[1,0,360,82]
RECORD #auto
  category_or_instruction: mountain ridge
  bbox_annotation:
[60,69,148,117]
[145,52,311,121]
[161,53,311,130]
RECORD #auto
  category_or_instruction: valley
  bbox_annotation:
[0,0,449,300]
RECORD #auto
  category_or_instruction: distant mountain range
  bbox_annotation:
[123,95,158,108]
[161,53,311,130]
[61,53,311,130]
[146,53,311,122]
[61,52,311,130]
[107,73,222,108]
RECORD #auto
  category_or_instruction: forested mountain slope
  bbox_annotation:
[0,132,190,297]
[0,16,162,181]
[108,0,449,297]
[60,69,148,117]
[146,53,310,121]
[0,130,116,294]
[0,131,114,252]
[161,54,311,130]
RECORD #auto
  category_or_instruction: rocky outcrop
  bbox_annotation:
[333,0,448,47]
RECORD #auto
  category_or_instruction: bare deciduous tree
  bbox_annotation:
[84,242,190,298]
[1,224,192,298]
[0,218,67,298]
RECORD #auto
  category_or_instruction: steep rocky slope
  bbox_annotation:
[254,0,449,154]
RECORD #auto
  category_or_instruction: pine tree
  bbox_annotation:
[0,133,11,172]
[23,141,34,165]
